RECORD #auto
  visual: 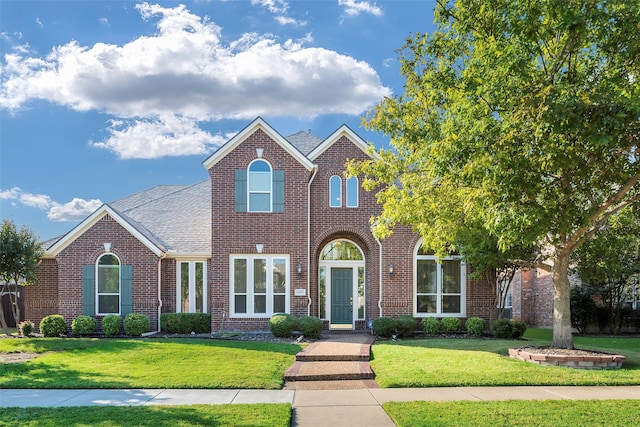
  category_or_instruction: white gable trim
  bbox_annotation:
[202,117,315,171]
[307,125,377,161]
[46,204,165,257]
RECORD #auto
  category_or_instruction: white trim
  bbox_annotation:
[203,117,315,171]
[248,159,273,212]
[176,260,208,314]
[229,254,290,318]
[329,175,342,208]
[46,204,164,257]
[346,176,359,208]
[307,125,377,161]
[96,252,121,316]
[413,242,466,317]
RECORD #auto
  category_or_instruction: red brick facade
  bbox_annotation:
[28,119,517,333]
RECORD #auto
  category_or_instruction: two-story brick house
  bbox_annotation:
[27,117,501,333]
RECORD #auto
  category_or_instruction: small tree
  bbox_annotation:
[0,220,44,336]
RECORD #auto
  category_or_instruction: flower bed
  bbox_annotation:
[509,346,625,369]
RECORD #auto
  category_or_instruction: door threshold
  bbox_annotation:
[329,324,353,330]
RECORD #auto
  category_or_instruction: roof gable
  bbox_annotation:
[307,124,375,161]
[45,204,165,257]
[202,117,316,171]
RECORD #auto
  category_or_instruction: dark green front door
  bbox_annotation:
[331,268,353,325]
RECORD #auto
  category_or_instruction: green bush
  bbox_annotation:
[18,321,34,337]
[492,318,513,339]
[442,317,461,334]
[269,313,298,338]
[396,315,417,337]
[422,317,441,335]
[299,316,323,339]
[39,314,67,337]
[465,317,485,337]
[511,319,528,339]
[160,313,211,334]
[124,313,150,337]
[570,286,597,334]
[101,314,121,336]
[71,315,97,336]
[372,316,397,338]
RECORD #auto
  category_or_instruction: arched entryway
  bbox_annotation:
[318,239,365,330]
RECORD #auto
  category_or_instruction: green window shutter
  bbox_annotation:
[273,170,284,213]
[121,265,133,316]
[235,169,247,212]
[82,265,95,316]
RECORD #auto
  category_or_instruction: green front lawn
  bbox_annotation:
[0,404,291,427]
[384,400,640,427]
[0,338,300,389]
[371,328,640,388]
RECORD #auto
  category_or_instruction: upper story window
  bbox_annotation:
[329,175,342,207]
[346,176,358,207]
[248,160,272,212]
[97,254,120,315]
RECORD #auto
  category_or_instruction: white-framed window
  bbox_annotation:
[248,159,272,212]
[177,260,207,313]
[414,244,466,317]
[346,176,358,208]
[231,255,289,317]
[329,175,342,207]
[97,253,120,315]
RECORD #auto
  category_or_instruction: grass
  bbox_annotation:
[383,400,640,427]
[371,328,640,387]
[0,404,291,427]
[0,338,300,389]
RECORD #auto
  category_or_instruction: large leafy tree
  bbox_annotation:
[0,220,44,336]
[348,0,640,348]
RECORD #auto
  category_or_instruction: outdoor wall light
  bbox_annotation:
[388,263,394,277]
[296,262,303,276]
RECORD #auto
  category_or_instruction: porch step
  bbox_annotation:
[285,361,374,381]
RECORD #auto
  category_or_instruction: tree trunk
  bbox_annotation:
[551,250,574,349]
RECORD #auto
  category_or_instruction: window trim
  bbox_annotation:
[329,175,342,208]
[176,260,208,313]
[248,159,273,212]
[413,245,466,317]
[230,254,290,317]
[96,253,121,316]
[346,176,359,208]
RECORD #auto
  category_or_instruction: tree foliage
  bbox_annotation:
[0,220,44,336]
[572,207,640,334]
[348,0,640,348]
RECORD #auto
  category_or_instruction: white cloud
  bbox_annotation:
[0,3,389,159]
[338,0,383,17]
[0,187,102,221]
[91,114,228,159]
[47,198,103,222]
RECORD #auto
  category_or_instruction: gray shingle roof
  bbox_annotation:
[286,131,324,156]
[111,180,211,254]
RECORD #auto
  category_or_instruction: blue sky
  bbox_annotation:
[1,0,437,241]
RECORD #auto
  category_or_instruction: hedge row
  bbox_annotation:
[268,314,324,339]
[37,313,152,337]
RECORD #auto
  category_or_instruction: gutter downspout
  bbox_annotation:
[374,235,383,318]
[143,253,165,336]
[306,166,318,315]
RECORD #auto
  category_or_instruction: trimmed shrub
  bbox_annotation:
[71,315,97,336]
[465,317,485,337]
[39,315,67,337]
[160,313,211,334]
[511,319,528,339]
[442,317,461,334]
[396,315,417,338]
[269,313,298,338]
[102,314,121,336]
[18,321,34,337]
[422,317,441,335]
[124,313,150,337]
[492,318,513,339]
[372,316,397,338]
[299,316,323,339]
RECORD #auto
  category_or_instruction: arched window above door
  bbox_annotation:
[320,240,363,261]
